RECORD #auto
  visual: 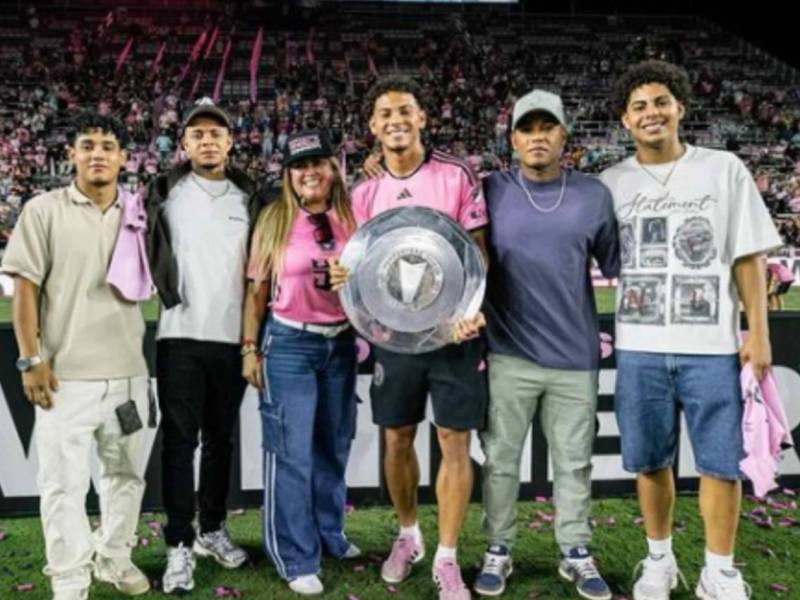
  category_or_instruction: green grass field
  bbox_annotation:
[0,495,798,599]
[2,287,800,323]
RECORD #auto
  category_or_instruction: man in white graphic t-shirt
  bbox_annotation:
[600,60,782,600]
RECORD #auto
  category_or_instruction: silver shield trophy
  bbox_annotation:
[339,206,486,354]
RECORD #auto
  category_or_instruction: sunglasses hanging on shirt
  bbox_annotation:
[307,212,335,250]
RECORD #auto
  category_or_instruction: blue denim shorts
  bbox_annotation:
[614,350,743,480]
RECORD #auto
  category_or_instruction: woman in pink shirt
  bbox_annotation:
[241,130,358,596]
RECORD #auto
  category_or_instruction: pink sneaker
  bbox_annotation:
[433,558,471,600]
[380,534,425,583]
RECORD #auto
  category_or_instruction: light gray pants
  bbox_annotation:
[480,352,598,554]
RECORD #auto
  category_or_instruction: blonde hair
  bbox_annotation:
[248,156,355,288]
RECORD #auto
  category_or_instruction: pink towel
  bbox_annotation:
[740,364,794,498]
[106,189,154,301]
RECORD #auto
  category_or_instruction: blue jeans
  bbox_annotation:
[259,318,357,579]
[615,350,744,480]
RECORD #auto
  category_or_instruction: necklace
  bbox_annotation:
[516,169,567,213]
[637,145,688,188]
[191,172,230,198]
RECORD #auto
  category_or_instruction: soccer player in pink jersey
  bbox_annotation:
[331,77,488,600]
[242,130,360,596]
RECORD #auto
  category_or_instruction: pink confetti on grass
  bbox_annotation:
[348,595,360,600]
[778,517,799,528]
[0,530,6,542]
[782,488,796,496]
[770,583,789,593]
[603,516,617,527]
[528,520,544,530]
[536,510,554,523]
[344,504,355,514]
[214,586,243,598]
[768,500,797,511]
[534,496,550,503]
[14,583,34,592]
[229,509,246,517]
[633,516,645,526]
[353,564,365,572]
[387,585,398,593]
[138,537,150,547]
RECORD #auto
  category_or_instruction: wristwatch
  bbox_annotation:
[16,355,43,372]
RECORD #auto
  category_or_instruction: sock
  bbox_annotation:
[705,548,734,574]
[647,536,673,560]
[434,545,457,563]
[399,522,422,544]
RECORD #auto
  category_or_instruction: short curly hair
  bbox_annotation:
[609,60,691,117]
[67,112,130,148]
[364,76,426,120]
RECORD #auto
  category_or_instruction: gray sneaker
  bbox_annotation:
[474,544,513,596]
[558,546,612,600]
[162,543,196,595]
[193,523,248,569]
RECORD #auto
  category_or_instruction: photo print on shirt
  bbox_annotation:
[673,216,717,269]
[671,275,720,325]
[620,220,636,269]
[617,274,667,326]
[639,217,669,269]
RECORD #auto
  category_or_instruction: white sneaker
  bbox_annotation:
[288,574,324,595]
[93,555,150,595]
[162,543,196,594]
[695,566,752,600]
[52,567,91,600]
[341,542,362,559]
[632,554,686,600]
[52,589,88,600]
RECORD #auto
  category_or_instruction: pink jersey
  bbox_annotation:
[350,150,488,230]
[247,208,352,324]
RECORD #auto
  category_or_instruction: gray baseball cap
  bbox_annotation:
[512,89,567,130]
[182,97,230,130]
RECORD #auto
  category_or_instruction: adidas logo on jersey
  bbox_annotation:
[396,188,413,201]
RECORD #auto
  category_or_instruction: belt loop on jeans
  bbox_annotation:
[273,314,350,338]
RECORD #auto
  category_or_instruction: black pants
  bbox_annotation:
[157,339,247,547]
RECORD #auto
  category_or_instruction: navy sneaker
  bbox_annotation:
[474,544,513,596]
[558,546,612,600]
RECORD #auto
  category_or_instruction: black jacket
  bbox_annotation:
[144,161,266,309]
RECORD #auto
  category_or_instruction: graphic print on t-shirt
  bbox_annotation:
[620,220,636,269]
[618,274,667,325]
[673,216,717,269]
[311,258,332,291]
[639,217,668,268]
[671,275,719,324]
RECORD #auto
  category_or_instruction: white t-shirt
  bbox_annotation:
[599,145,782,354]
[157,174,250,344]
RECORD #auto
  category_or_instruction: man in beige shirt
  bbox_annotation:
[1,113,150,600]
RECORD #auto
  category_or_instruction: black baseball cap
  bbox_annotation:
[282,130,334,168]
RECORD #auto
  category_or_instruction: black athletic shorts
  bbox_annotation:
[370,338,488,430]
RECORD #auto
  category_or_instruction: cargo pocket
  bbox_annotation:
[259,402,286,457]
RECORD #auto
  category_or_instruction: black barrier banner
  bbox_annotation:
[1,316,799,516]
